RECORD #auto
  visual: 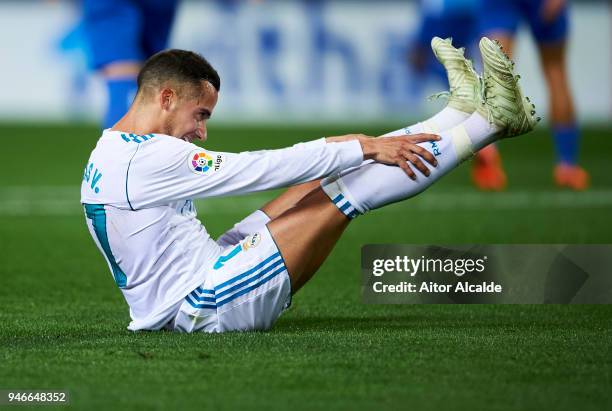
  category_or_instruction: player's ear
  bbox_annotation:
[159,88,176,111]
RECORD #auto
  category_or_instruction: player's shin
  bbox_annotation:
[380,107,471,137]
[321,112,500,218]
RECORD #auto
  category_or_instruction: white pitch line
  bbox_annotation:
[0,186,612,216]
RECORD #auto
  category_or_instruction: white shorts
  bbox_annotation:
[172,225,292,333]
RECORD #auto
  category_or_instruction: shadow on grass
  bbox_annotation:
[274,314,417,332]
[271,305,591,333]
[273,311,499,333]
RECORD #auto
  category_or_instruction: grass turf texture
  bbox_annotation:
[0,123,610,410]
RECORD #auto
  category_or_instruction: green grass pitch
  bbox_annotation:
[0,123,610,410]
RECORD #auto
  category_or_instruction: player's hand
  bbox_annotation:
[542,0,566,22]
[360,134,440,179]
[325,133,440,179]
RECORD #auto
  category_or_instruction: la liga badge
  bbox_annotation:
[188,149,224,175]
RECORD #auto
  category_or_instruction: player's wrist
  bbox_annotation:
[326,134,371,146]
[325,136,349,144]
[360,138,375,160]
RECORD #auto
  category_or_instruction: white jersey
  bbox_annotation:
[80,130,363,331]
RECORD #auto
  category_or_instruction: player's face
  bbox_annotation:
[164,81,218,143]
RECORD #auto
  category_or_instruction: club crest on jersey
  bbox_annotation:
[189,150,224,174]
[242,232,261,251]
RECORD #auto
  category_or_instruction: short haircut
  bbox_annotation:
[137,49,220,99]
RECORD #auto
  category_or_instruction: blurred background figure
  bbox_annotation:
[409,0,508,191]
[80,0,179,129]
[409,0,480,81]
[480,0,589,190]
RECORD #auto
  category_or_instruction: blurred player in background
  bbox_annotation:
[81,0,179,129]
[410,0,480,80]
[481,0,589,190]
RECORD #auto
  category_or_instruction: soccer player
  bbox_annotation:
[81,37,537,332]
[81,0,179,129]
[480,0,589,190]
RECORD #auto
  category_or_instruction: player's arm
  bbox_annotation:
[197,133,439,192]
[128,134,438,208]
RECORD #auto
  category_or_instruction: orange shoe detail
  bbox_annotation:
[471,145,507,191]
[554,164,590,191]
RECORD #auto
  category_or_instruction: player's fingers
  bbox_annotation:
[404,152,430,176]
[397,159,416,180]
[402,133,441,143]
[410,144,438,167]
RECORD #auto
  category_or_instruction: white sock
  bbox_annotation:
[217,209,271,247]
[321,112,500,218]
[458,110,499,151]
[343,106,474,172]
[382,107,471,137]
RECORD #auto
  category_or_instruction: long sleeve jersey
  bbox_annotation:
[80,130,363,330]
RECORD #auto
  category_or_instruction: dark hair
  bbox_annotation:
[137,49,220,99]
